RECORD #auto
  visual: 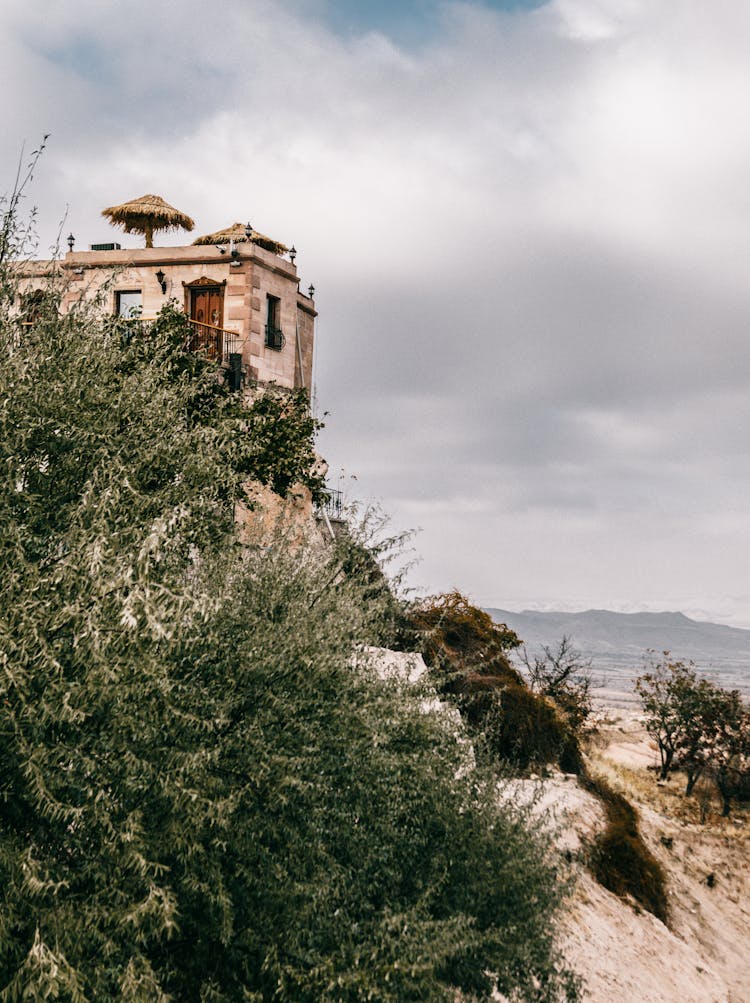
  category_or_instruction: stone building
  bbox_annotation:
[19,220,316,393]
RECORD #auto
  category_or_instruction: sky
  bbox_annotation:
[3,0,750,626]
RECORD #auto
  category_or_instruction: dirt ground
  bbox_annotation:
[556,709,750,1003]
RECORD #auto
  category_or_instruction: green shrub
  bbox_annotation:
[582,774,668,923]
[404,593,583,773]
[327,506,414,648]
[0,225,580,1001]
[460,674,582,773]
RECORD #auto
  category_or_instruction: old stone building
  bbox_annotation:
[19,217,316,393]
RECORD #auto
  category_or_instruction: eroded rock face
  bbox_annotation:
[562,870,729,1003]
[358,646,429,685]
[236,481,327,551]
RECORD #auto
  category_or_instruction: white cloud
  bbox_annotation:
[4,0,750,623]
[550,0,643,42]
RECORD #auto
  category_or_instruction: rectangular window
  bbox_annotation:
[21,289,52,326]
[116,290,142,318]
[266,295,280,331]
[265,295,284,349]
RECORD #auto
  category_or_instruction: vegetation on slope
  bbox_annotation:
[404,592,583,774]
[580,773,668,923]
[0,195,579,1000]
[636,655,750,816]
[401,593,671,925]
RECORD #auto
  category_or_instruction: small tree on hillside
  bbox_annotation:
[522,635,594,732]
[671,676,727,796]
[635,655,750,814]
[635,654,696,780]
[701,691,750,816]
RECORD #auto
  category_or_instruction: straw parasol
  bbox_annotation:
[192,222,288,256]
[101,194,195,248]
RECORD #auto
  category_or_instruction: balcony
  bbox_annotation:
[265,325,285,351]
[319,488,344,521]
[116,316,246,386]
[187,319,244,365]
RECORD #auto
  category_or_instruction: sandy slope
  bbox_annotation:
[366,650,748,1002]
[558,710,750,1003]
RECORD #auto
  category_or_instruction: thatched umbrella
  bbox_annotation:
[192,222,288,256]
[101,194,195,248]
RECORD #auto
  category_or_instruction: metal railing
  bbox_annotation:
[265,325,285,351]
[319,488,344,521]
[188,320,244,364]
[114,317,247,387]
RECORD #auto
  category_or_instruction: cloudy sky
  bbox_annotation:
[4,0,750,625]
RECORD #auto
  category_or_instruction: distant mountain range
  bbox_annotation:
[485,608,750,704]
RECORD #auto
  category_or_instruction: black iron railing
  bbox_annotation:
[265,325,285,351]
[188,320,243,364]
[319,488,344,521]
[115,316,247,388]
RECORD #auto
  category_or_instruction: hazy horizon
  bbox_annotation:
[483,599,750,631]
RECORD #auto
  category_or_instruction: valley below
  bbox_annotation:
[486,608,750,707]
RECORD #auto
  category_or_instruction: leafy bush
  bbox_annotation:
[582,774,668,923]
[404,593,582,773]
[137,299,328,503]
[326,505,415,648]
[0,214,580,1000]
[458,677,582,774]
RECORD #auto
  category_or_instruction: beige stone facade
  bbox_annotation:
[19,239,316,392]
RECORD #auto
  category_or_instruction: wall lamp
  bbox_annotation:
[67,233,75,252]
[244,221,253,240]
[289,245,297,265]
[155,269,167,294]
[308,283,315,298]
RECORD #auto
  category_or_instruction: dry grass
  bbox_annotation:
[588,746,750,834]
[192,222,288,255]
[589,755,696,820]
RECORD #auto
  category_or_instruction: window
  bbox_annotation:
[116,290,142,318]
[266,295,280,331]
[21,289,53,326]
[265,295,284,350]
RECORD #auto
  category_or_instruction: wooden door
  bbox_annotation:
[189,286,224,358]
